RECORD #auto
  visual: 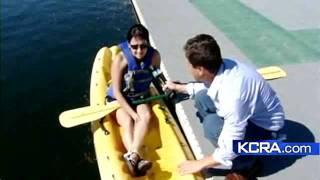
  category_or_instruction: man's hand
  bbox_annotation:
[163,81,188,94]
[178,156,220,175]
[178,160,205,175]
[163,81,177,91]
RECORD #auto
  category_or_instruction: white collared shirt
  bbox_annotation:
[186,59,285,169]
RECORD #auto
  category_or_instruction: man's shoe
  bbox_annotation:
[225,160,262,180]
[123,152,140,176]
[225,172,247,180]
[136,159,152,176]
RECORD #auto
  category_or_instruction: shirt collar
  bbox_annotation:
[208,62,225,98]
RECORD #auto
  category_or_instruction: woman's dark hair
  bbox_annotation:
[184,34,222,74]
[126,24,150,44]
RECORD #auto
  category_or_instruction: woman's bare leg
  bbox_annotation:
[131,104,151,153]
[116,108,134,151]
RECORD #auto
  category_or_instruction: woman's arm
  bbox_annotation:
[151,49,161,68]
[151,50,189,94]
[111,53,138,120]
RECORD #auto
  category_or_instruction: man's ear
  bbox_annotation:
[197,66,205,76]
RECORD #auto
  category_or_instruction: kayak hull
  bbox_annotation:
[89,47,203,180]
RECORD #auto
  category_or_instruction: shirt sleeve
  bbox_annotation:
[185,82,207,98]
[212,98,252,168]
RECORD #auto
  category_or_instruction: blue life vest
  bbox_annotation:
[107,41,155,100]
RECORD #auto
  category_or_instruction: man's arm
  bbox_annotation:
[210,97,251,168]
[163,81,188,94]
[178,155,221,175]
[178,98,250,175]
[163,81,207,96]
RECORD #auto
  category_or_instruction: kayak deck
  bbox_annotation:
[89,47,203,180]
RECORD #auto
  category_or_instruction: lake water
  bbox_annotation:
[0,0,136,179]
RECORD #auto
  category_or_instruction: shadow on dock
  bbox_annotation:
[203,119,315,179]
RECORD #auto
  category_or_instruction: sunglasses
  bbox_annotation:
[130,44,149,50]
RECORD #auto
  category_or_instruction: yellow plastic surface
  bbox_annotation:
[59,101,120,128]
[89,46,204,180]
[258,66,287,80]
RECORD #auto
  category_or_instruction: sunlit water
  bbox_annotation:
[1,0,136,179]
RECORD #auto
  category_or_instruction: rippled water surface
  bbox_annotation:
[1,0,136,179]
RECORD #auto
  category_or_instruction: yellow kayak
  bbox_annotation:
[89,46,204,180]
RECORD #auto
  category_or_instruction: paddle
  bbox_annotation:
[258,66,287,80]
[59,94,169,128]
[59,66,287,128]
[59,101,120,128]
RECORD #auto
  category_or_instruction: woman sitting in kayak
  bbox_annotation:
[107,24,161,176]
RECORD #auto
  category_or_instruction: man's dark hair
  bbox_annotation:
[184,34,222,74]
[127,24,150,44]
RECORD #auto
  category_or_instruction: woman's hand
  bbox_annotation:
[130,113,141,122]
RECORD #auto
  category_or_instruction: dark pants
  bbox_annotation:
[194,90,278,172]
